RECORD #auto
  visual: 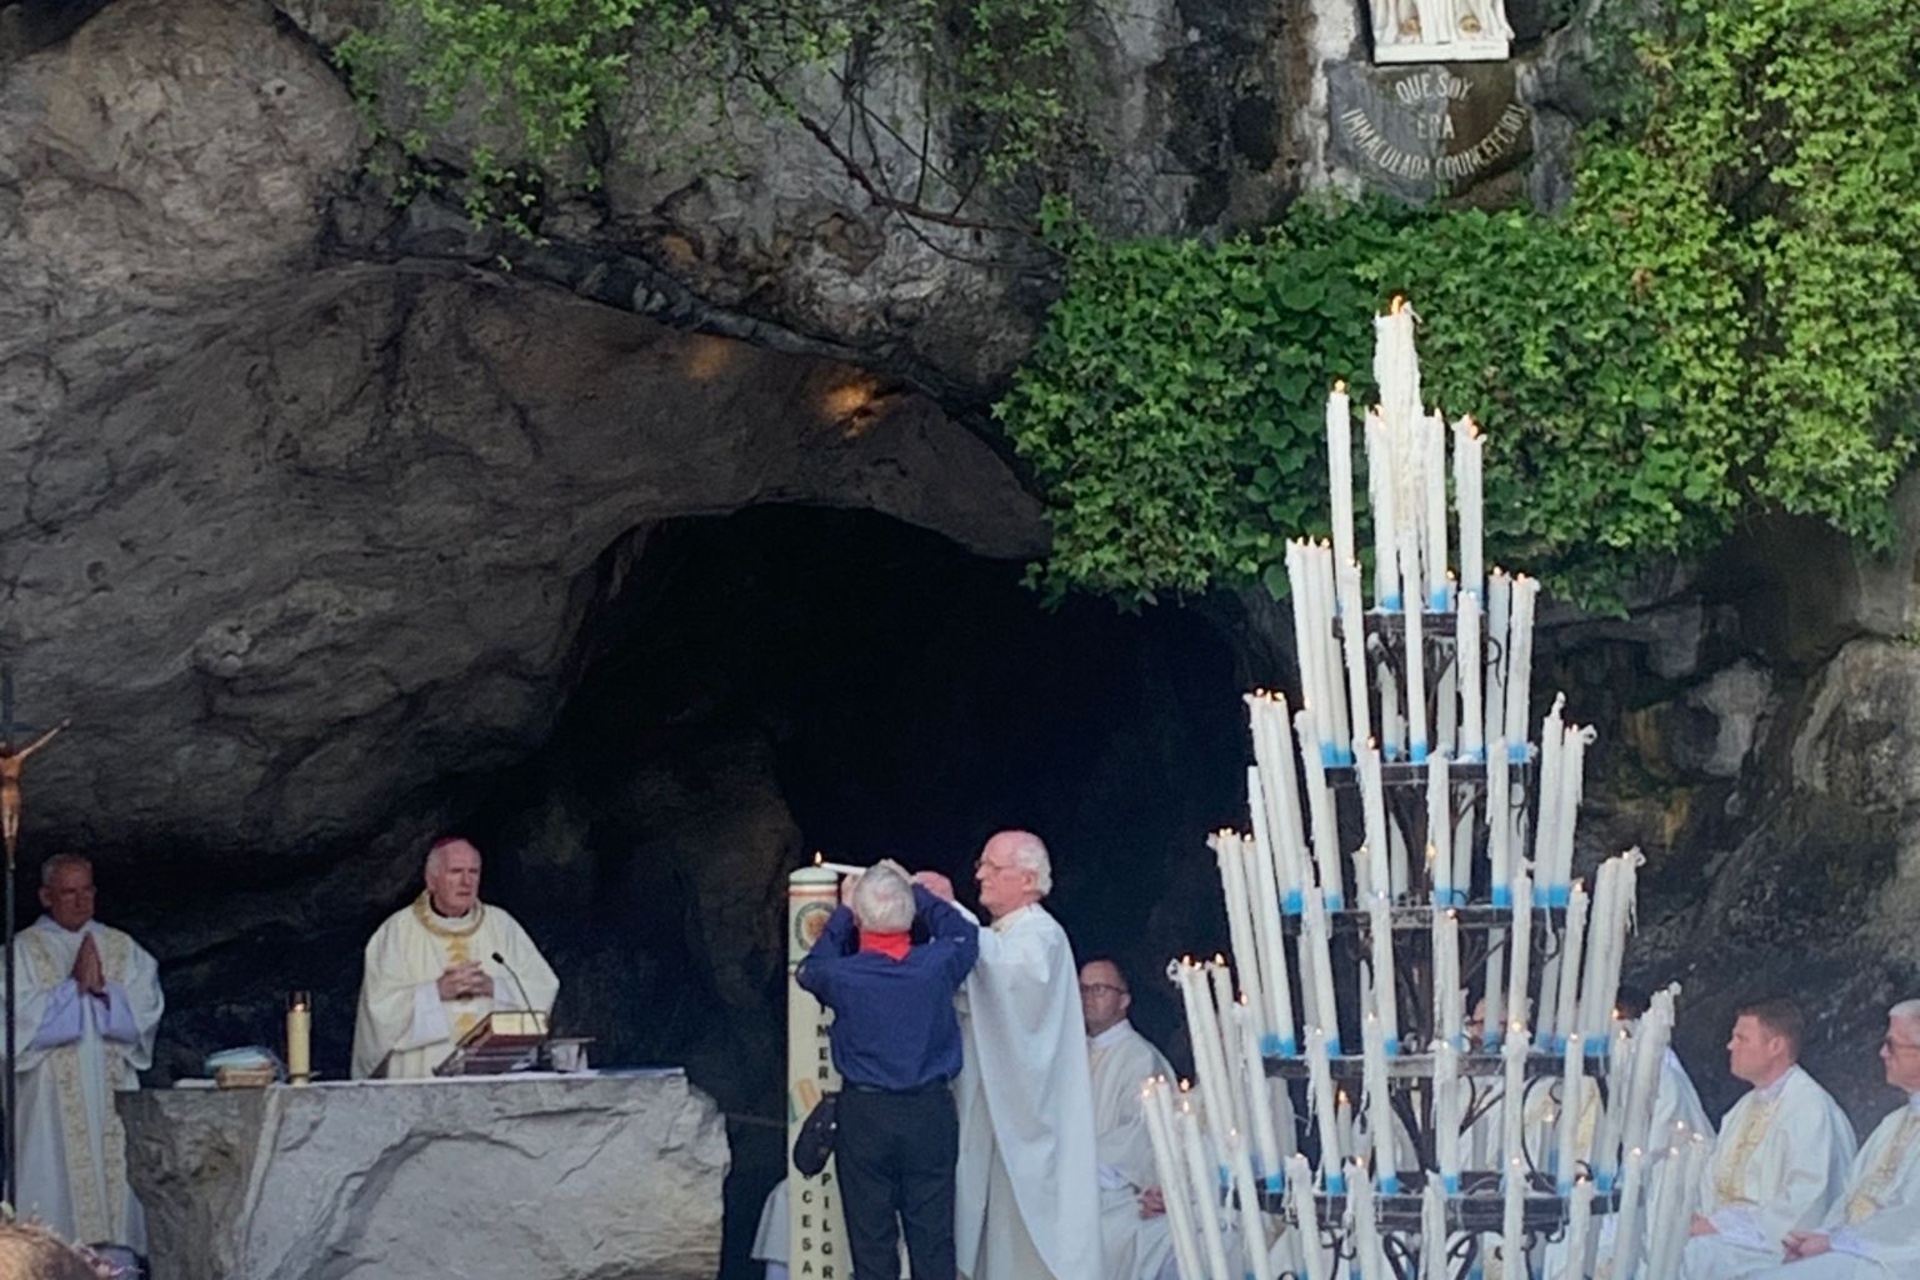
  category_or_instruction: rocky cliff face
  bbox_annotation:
[3,0,1918,1219]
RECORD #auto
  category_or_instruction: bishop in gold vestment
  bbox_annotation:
[351,838,559,1079]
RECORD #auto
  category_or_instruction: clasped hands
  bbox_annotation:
[1782,1230,1834,1260]
[69,934,108,998]
[436,961,493,1001]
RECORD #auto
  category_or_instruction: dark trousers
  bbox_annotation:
[835,1083,958,1280]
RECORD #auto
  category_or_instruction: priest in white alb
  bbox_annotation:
[1080,957,1177,1280]
[1747,999,1920,1280]
[1680,998,1857,1280]
[7,853,164,1254]
[916,831,1102,1280]
[351,837,559,1079]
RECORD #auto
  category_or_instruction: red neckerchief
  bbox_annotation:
[858,930,911,961]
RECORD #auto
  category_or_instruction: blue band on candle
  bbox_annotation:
[1508,741,1529,763]
[1262,1171,1284,1195]
[1429,589,1451,613]
[1587,1040,1609,1058]
[1411,742,1429,764]
[1557,1176,1576,1195]
[1481,1030,1501,1051]
[1261,1032,1286,1057]
[1381,594,1403,613]
[1532,884,1550,908]
[1595,1171,1616,1194]
[1443,1173,1462,1196]
[1379,1174,1401,1194]
[1334,746,1355,767]
[1384,1035,1401,1056]
[1491,884,1512,909]
[1218,1166,1231,1193]
[1461,745,1486,763]
[1325,1171,1348,1195]
[1547,884,1571,909]
[1283,889,1304,916]
[1276,1035,1298,1057]
[1325,891,1345,911]
[1383,744,1402,763]
[1327,1035,1343,1056]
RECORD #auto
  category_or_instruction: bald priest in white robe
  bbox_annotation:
[1081,958,1179,1280]
[8,854,164,1253]
[352,837,559,1079]
[1681,998,1857,1280]
[916,831,1102,1280]
[1746,1000,1920,1280]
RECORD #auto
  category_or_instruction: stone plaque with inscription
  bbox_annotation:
[1327,61,1533,202]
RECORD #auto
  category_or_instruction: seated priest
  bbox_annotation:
[1747,998,1920,1280]
[1081,958,1178,1280]
[351,837,559,1078]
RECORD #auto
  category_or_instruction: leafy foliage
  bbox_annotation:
[1000,0,1920,609]
[336,0,1086,232]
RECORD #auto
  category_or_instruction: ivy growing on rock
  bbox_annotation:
[999,0,1920,610]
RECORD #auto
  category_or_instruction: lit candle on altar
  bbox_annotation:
[1235,999,1284,1188]
[1172,960,1233,1148]
[1304,886,1341,1053]
[1289,1151,1330,1280]
[1307,1025,1344,1191]
[1295,710,1345,909]
[1504,575,1538,759]
[1533,694,1566,900]
[1336,1087,1355,1169]
[1506,866,1534,1038]
[1366,894,1400,1052]
[1404,543,1429,762]
[1623,988,1675,1157]
[1458,589,1484,761]
[1453,415,1484,602]
[1428,753,1455,904]
[1560,1176,1594,1280]
[1424,410,1449,610]
[1328,381,1356,569]
[1501,1023,1529,1174]
[1142,1079,1206,1280]
[1211,831,1269,1050]
[1337,561,1372,760]
[1421,1178,1449,1280]
[1363,1014,1397,1192]
[1551,881,1590,1048]
[1434,1040,1462,1192]
[1556,1033,1585,1192]
[1251,692,1310,912]
[1178,1099,1235,1280]
[1488,736,1513,906]
[1501,1154,1527,1280]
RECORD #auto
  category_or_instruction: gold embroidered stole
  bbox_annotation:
[1712,1092,1780,1207]
[1845,1110,1919,1223]
[411,894,487,1039]
[22,927,132,1244]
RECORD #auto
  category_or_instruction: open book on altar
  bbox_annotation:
[434,1010,550,1077]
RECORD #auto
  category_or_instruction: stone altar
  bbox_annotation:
[120,1072,729,1280]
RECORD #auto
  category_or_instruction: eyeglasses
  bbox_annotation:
[1883,1037,1920,1055]
[1079,983,1127,999]
[974,858,1019,877]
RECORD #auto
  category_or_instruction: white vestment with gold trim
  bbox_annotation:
[350,895,559,1079]
[7,915,164,1249]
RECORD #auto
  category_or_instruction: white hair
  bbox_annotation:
[852,865,916,933]
[1890,1000,1920,1031]
[1005,831,1053,897]
[425,839,480,877]
[40,853,92,887]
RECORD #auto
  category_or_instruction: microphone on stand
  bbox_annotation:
[491,950,549,1040]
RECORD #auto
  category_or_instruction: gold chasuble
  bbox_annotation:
[350,894,559,1079]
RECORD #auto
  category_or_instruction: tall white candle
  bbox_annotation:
[1503,575,1538,758]
[1174,960,1235,1150]
[1209,960,1252,1142]
[1612,1147,1647,1280]
[1359,742,1391,897]
[1434,1039,1462,1191]
[1501,1024,1529,1174]
[1380,662,1405,761]
[1434,909,1462,1050]
[1501,1154,1527,1280]
[1645,1132,1706,1280]
[1453,416,1484,602]
[1368,414,1402,611]
[1594,1019,1632,1189]
[1226,1129,1272,1280]
[1295,710,1345,909]
[1312,545,1351,762]
[1253,693,1310,910]
[1458,589,1484,761]
[1551,726,1594,902]
[1428,753,1455,904]
[1246,762,1297,912]
[1178,1100,1235,1280]
[1533,694,1567,897]
[1212,831,1269,1049]
[1235,999,1284,1188]
[1338,561,1372,757]
[1555,1033,1585,1192]
[1307,1025,1343,1191]
[1404,543,1429,761]
[1328,382,1356,570]
[1288,1152,1329,1280]
[1352,1157,1389,1280]
[1551,881,1590,1048]
[1241,799,1298,1056]
[1558,1176,1594,1280]
[1482,929,1507,1052]
[1489,736,1513,905]
[1304,886,1340,1053]
[1421,1178,1449,1280]
[1506,866,1535,1039]
[1363,1014,1397,1193]
[1143,1080,1207,1280]
[1367,893,1400,1052]
[1424,410,1449,610]
[1578,861,1618,1044]
[1485,570,1511,755]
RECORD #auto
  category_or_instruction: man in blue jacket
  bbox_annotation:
[797,859,980,1280]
